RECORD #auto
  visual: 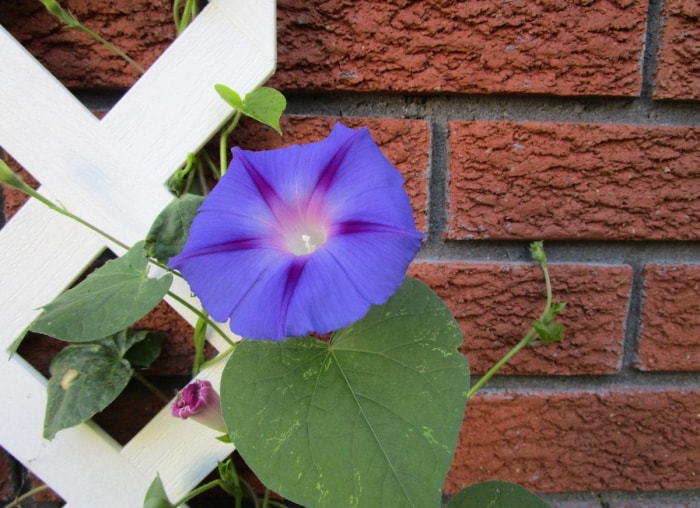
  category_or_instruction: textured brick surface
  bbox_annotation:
[231,115,430,232]
[273,0,645,96]
[655,0,700,100]
[0,448,16,501]
[409,262,631,375]
[446,122,700,240]
[0,0,174,88]
[637,264,700,372]
[446,389,700,494]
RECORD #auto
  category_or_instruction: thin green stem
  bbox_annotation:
[166,290,235,347]
[173,0,183,30]
[173,479,223,507]
[76,25,145,73]
[5,485,50,508]
[542,260,553,315]
[132,371,169,403]
[198,345,236,370]
[19,183,129,251]
[197,162,209,196]
[466,260,553,399]
[466,329,536,399]
[219,110,243,176]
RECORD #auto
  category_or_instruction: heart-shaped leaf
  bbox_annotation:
[221,277,469,508]
[30,241,173,342]
[43,329,156,439]
[446,480,550,508]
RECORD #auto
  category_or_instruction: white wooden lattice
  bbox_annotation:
[0,1,275,505]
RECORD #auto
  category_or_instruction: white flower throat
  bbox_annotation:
[285,222,328,256]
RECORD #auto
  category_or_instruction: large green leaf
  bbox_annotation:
[30,241,173,342]
[145,194,204,264]
[447,480,550,508]
[43,329,155,439]
[221,277,469,508]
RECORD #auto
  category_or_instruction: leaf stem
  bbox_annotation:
[198,346,236,371]
[466,256,553,399]
[132,370,169,403]
[74,24,145,73]
[5,485,49,508]
[219,110,243,177]
[14,182,130,251]
[166,290,235,347]
[173,479,223,507]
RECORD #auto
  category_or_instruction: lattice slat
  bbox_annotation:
[0,1,275,505]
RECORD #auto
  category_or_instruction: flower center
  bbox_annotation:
[285,221,328,256]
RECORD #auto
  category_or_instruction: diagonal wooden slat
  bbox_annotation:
[0,1,276,505]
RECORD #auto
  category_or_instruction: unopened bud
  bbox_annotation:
[0,159,28,191]
[38,0,79,27]
[171,379,227,434]
[529,241,547,265]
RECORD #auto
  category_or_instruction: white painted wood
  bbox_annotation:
[0,0,275,505]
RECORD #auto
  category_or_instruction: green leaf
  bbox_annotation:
[532,319,564,343]
[240,87,286,134]
[214,83,243,109]
[43,329,150,439]
[145,194,204,264]
[533,302,566,344]
[143,475,175,508]
[30,241,173,342]
[447,480,550,508]
[215,84,286,134]
[221,277,469,508]
[124,331,164,368]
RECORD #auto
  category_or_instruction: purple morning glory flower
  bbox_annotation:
[169,123,423,341]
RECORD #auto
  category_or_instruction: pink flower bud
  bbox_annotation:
[171,380,226,434]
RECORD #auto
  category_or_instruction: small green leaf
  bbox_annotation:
[215,83,243,109]
[143,475,175,508]
[215,84,286,134]
[533,302,566,344]
[30,241,173,342]
[447,480,550,508]
[240,87,286,134]
[145,194,204,264]
[124,331,164,368]
[533,319,564,343]
[222,277,469,508]
[217,458,240,497]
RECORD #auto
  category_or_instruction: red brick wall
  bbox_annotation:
[1,1,699,507]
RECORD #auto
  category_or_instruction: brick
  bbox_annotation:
[272,0,645,96]
[0,0,175,89]
[1,154,39,222]
[231,115,430,232]
[446,389,700,494]
[409,262,631,375]
[446,122,700,240]
[637,264,700,372]
[654,0,700,100]
[0,447,16,501]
